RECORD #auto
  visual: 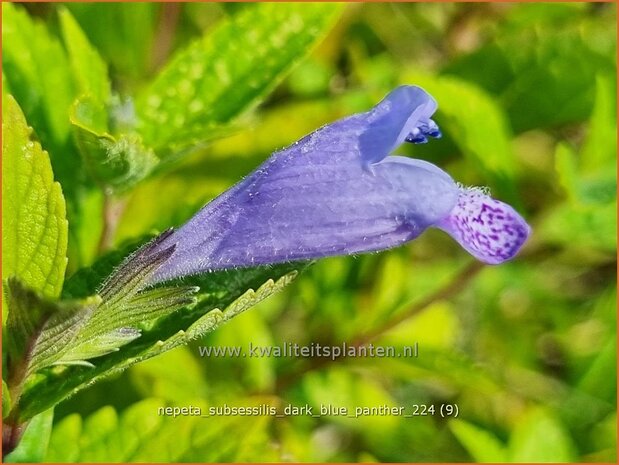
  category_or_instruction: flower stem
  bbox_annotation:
[97,191,125,255]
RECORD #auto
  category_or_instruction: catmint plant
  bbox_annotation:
[146,85,530,284]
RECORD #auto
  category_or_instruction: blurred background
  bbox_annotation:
[5,2,617,462]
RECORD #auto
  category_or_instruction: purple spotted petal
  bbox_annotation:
[436,188,531,264]
[148,85,530,284]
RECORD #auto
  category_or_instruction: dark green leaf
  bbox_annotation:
[443,5,615,131]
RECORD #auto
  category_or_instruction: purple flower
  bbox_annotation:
[150,86,530,284]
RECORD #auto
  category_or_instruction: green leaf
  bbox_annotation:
[57,328,140,366]
[1,4,100,275]
[53,233,195,365]
[44,413,81,462]
[555,142,580,202]
[138,267,299,361]
[581,74,617,173]
[62,236,156,300]
[402,73,519,203]
[17,234,308,421]
[546,137,616,254]
[70,95,158,191]
[63,3,159,83]
[540,201,617,254]
[59,10,158,191]
[2,71,12,97]
[501,32,614,132]
[2,96,68,298]
[135,3,342,155]
[556,142,616,207]
[4,408,54,463]
[2,380,11,419]
[444,8,615,132]
[59,8,111,106]
[5,279,98,381]
[508,408,577,462]
[578,337,617,403]
[449,419,507,462]
[5,236,194,418]
[2,3,75,150]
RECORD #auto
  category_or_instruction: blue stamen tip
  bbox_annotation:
[405,134,428,144]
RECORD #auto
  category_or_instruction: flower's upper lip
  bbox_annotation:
[359,85,438,166]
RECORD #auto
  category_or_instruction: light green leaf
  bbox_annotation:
[4,408,54,463]
[303,366,399,434]
[555,142,580,202]
[581,74,617,172]
[589,413,617,463]
[509,408,577,462]
[59,8,111,106]
[45,397,279,462]
[129,347,208,402]
[2,96,68,298]
[139,270,298,361]
[70,96,158,191]
[135,3,342,155]
[449,419,507,462]
[45,414,81,462]
[402,73,518,202]
[56,328,140,366]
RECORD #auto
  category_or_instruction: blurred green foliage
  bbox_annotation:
[2,2,616,463]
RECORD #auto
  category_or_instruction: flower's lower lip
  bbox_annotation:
[436,187,531,264]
